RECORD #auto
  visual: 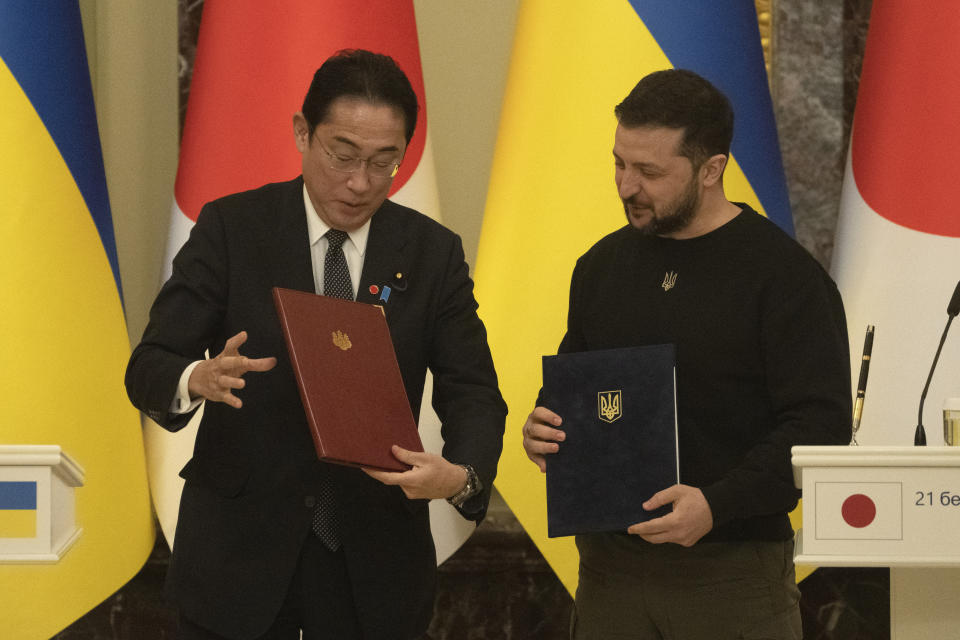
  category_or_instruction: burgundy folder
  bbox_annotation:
[272,287,423,471]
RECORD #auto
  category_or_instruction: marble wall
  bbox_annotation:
[773,0,873,271]
[774,0,845,266]
[55,1,890,638]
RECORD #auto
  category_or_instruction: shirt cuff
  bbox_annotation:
[170,360,204,414]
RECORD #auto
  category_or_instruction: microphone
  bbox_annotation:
[949,280,960,316]
[915,280,960,445]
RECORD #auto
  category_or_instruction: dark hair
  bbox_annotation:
[301,49,419,143]
[614,69,733,166]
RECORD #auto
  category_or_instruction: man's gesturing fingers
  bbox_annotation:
[221,330,249,356]
[218,332,277,377]
[187,331,277,408]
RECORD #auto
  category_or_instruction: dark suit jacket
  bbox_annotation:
[125,177,506,640]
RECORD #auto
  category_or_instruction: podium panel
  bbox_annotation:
[793,447,960,565]
[793,446,960,639]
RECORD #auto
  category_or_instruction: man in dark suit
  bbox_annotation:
[126,49,506,640]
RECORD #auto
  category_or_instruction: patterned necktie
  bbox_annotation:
[310,229,354,550]
[323,229,354,301]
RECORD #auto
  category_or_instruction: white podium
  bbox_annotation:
[792,446,960,639]
[0,445,85,563]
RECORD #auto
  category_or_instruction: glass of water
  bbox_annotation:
[944,398,960,446]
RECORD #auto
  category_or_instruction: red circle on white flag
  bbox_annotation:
[850,4,960,237]
[841,493,876,528]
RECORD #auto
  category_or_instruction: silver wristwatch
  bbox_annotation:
[446,464,482,507]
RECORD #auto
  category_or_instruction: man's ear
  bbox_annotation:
[700,153,728,187]
[293,112,310,152]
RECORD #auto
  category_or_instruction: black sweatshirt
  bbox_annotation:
[556,204,851,542]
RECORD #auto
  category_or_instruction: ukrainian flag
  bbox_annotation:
[0,482,37,538]
[0,3,154,638]
[475,0,794,594]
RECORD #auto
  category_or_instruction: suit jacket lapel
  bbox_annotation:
[269,177,316,294]
[356,201,409,310]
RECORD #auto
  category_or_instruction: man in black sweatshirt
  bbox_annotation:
[522,69,851,639]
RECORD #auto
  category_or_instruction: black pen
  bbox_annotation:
[851,325,875,445]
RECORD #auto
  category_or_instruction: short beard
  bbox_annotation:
[625,175,700,236]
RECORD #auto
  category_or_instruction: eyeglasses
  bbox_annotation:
[315,138,401,178]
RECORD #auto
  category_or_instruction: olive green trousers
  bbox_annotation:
[571,535,802,640]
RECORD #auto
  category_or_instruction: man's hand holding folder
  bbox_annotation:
[524,406,714,546]
[521,406,565,473]
[363,445,471,500]
[626,484,713,547]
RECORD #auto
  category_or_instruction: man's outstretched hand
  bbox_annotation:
[188,331,277,408]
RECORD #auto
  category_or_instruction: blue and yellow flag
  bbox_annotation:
[475,0,793,594]
[0,481,38,538]
[0,3,154,637]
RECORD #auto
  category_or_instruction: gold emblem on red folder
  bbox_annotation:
[332,330,352,351]
[598,390,622,423]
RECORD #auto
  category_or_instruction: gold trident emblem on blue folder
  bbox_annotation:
[598,390,622,423]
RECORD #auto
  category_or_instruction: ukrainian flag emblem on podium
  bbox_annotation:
[0,481,37,538]
[0,446,84,563]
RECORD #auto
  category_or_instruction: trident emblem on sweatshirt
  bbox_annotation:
[661,271,678,291]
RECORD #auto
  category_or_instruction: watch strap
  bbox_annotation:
[446,464,481,507]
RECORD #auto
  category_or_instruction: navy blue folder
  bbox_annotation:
[542,344,679,537]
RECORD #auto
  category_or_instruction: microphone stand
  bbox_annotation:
[915,280,960,445]
[916,314,956,446]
